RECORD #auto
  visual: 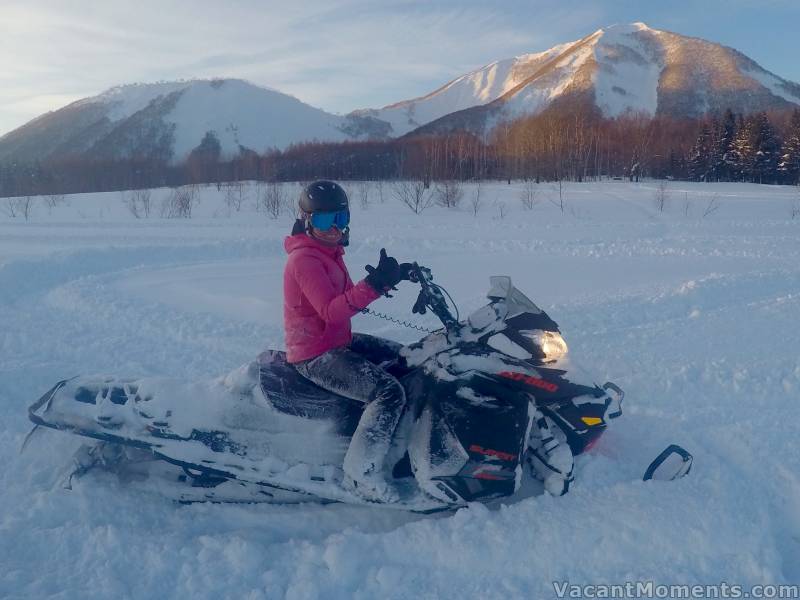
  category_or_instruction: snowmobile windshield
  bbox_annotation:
[486,276,543,316]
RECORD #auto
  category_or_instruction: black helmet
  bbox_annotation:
[299,180,349,214]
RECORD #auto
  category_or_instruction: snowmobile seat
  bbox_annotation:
[257,350,363,431]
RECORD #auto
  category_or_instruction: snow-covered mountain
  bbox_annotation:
[3,23,799,164]
[0,79,384,164]
[358,22,800,136]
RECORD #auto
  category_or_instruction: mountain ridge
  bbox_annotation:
[394,22,800,137]
[0,79,373,164]
[2,23,799,164]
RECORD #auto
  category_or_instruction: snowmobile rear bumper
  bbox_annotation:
[28,378,73,427]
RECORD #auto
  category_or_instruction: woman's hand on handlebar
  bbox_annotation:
[399,263,416,282]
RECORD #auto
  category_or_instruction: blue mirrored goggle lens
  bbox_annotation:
[310,210,349,230]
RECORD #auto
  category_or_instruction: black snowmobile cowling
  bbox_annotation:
[27,267,623,511]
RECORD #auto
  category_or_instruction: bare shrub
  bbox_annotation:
[495,200,508,219]
[2,196,34,221]
[702,194,720,219]
[470,181,483,217]
[2,197,20,218]
[2,197,34,220]
[22,196,34,221]
[376,180,385,204]
[791,186,800,220]
[519,180,538,210]
[653,180,670,213]
[393,181,433,214]
[119,191,129,215]
[434,180,463,208]
[161,186,198,218]
[223,181,246,213]
[44,193,66,214]
[134,189,152,218]
[549,180,567,214]
[122,189,152,218]
[253,181,265,209]
[259,182,287,219]
[355,181,371,210]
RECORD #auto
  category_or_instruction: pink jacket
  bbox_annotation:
[283,234,380,363]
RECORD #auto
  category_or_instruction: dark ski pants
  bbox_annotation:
[294,334,406,480]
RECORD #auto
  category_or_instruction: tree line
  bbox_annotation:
[2,106,799,198]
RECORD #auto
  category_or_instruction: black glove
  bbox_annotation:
[365,248,403,295]
[412,290,427,314]
[399,262,415,282]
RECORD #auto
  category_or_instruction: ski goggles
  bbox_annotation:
[309,209,350,230]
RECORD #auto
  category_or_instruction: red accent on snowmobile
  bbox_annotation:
[497,371,559,393]
[468,444,518,462]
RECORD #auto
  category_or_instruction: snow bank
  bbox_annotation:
[1,180,799,598]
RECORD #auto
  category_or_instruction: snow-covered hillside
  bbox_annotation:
[0,79,367,164]
[1,181,799,598]
[370,22,800,136]
[4,22,800,166]
[351,42,575,136]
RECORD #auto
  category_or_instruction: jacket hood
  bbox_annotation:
[284,233,345,257]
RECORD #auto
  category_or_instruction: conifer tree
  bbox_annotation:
[750,112,781,184]
[688,123,713,181]
[712,109,737,181]
[730,114,755,182]
[705,116,722,182]
[779,108,800,184]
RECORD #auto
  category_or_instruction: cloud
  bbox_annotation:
[3,0,795,136]
[1,0,606,134]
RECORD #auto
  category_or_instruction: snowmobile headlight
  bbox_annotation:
[520,330,568,361]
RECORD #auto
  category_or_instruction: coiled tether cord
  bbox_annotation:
[360,308,436,333]
[361,280,460,334]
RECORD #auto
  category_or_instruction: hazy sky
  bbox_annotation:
[1,0,798,136]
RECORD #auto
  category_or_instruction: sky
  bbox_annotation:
[1,0,799,137]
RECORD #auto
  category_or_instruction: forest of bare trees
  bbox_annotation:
[2,106,799,198]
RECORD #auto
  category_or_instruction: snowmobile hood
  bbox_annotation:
[284,233,345,258]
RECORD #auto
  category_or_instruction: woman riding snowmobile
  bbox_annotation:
[28,183,670,510]
[283,180,412,502]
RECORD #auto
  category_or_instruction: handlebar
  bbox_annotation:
[408,263,460,335]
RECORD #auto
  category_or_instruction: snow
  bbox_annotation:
[85,81,192,122]
[500,42,594,122]
[371,43,575,135]
[167,80,347,160]
[379,22,669,133]
[482,22,669,126]
[745,67,800,106]
[379,21,800,134]
[592,25,662,117]
[75,79,350,161]
[2,180,800,598]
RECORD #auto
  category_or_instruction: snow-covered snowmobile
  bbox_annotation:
[28,265,625,511]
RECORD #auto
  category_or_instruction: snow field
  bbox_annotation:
[1,180,799,599]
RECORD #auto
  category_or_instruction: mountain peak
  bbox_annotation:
[365,22,800,136]
[2,24,800,166]
[0,77,355,164]
[590,22,652,39]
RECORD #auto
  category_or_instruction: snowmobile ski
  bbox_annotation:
[643,444,693,482]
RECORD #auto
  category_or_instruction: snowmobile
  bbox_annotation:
[28,265,629,512]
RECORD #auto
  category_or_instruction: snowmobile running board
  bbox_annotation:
[27,380,453,513]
